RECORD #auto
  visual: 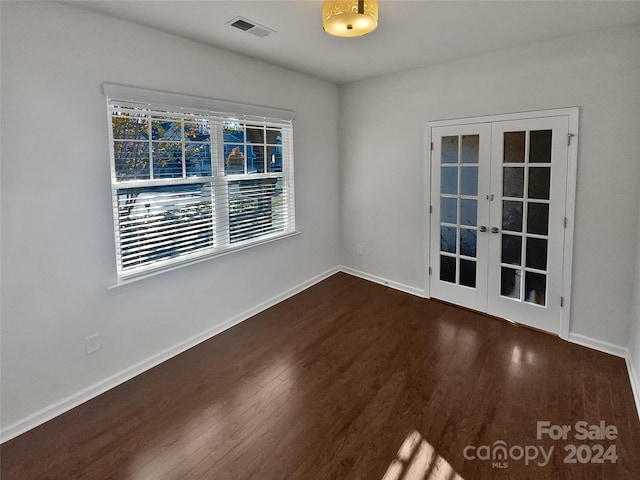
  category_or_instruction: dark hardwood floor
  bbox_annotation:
[2,273,639,479]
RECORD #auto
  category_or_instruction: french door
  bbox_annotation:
[429,111,575,334]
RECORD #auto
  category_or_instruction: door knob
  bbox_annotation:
[479,226,487,232]
[491,227,500,234]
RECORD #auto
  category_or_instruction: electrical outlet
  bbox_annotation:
[356,244,363,255]
[85,333,101,355]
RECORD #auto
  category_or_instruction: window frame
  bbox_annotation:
[104,84,297,286]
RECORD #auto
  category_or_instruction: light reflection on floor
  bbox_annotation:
[508,343,540,379]
[436,319,478,359]
[382,430,464,480]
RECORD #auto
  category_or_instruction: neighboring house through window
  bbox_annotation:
[105,84,296,282]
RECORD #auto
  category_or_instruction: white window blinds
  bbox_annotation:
[105,84,296,281]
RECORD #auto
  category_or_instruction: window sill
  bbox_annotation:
[108,230,301,294]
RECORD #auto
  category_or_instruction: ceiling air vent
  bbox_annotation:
[227,16,275,38]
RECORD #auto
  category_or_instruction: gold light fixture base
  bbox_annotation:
[322,0,378,38]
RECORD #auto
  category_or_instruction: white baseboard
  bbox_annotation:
[0,266,340,444]
[567,332,640,421]
[567,332,628,358]
[625,354,640,422]
[339,266,425,298]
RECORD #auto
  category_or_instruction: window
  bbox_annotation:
[105,84,296,281]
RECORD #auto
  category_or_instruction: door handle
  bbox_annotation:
[479,226,487,232]
[491,227,500,234]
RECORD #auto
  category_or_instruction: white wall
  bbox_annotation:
[628,193,640,410]
[339,26,640,348]
[0,1,339,433]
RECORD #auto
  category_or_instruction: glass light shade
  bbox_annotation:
[322,0,378,37]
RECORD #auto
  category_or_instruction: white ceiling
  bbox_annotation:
[68,0,640,84]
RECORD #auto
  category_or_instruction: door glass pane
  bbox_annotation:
[527,202,549,235]
[441,167,458,194]
[460,229,477,257]
[440,256,456,283]
[438,132,482,291]
[440,197,457,224]
[442,136,459,164]
[460,167,478,196]
[526,237,548,270]
[504,131,525,163]
[503,167,524,198]
[501,235,522,265]
[528,167,551,200]
[461,135,479,163]
[525,272,546,305]
[460,259,476,287]
[502,200,523,232]
[440,226,457,253]
[460,199,477,226]
[501,267,521,299]
[529,130,552,163]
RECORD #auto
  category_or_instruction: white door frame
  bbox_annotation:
[424,107,579,339]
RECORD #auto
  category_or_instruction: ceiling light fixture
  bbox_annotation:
[322,0,378,38]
